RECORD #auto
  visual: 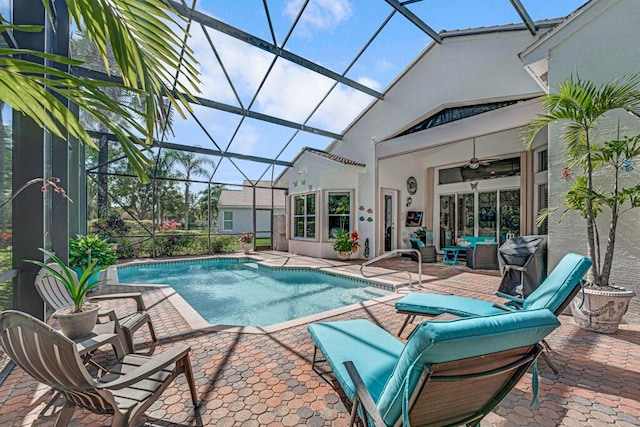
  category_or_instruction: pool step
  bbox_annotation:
[243,263,260,269]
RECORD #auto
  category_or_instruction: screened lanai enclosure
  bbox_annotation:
[1,0,586,318]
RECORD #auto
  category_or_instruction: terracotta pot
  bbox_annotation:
[570,285,635,334]
[241,243,252,254]
[337,251,351,261]
[53,302,100,339]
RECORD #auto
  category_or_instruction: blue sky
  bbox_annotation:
[4,0,587,188]
[162,0,587,186]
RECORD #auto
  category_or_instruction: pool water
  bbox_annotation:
[117,260,391,326]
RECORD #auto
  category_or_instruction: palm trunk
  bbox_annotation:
[583,131,601,286]
[184,182,190,230]
[600,154,621,286]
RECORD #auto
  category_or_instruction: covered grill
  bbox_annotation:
[497,235,547,297]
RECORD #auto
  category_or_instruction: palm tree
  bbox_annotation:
[197,184,225,229]
[1,0,201,182]
[169,151,214,230]
[523,74,640,286]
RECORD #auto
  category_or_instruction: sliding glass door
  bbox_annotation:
[478,191,497,237]
[438,189,520,248]
[439,195,455,248]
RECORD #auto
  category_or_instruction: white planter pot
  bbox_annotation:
[53,302,100,339]
[570,286,635,334]
[241,243,251,254]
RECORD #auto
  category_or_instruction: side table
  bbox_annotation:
[442,247,462,265]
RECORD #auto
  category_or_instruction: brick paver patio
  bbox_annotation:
[1,251,639,426]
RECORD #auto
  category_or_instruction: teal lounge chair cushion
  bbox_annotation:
[308,320,404,402]
[309,310,559,427]
[376,309,560,426]
[522,253,592,313]
[395,253,592,318]
[395,293,503,317]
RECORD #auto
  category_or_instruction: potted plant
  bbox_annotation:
[69,234,117,289]
[333,230,360,260]
[28,248,105,339]
[239,232,254,254]
[524,74,640,333]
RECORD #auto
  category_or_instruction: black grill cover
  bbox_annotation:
[497,235,547,297]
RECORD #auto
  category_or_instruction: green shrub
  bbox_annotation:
[90,214,131,238]
[155,235,190,257]
[69,234,117,269]
[210,235,236,254]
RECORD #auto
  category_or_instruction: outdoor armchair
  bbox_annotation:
[0,310,197,427]
[309,309,560,427]
[466,242,499,270]
[408,238,436,263]
[35,264,157,353]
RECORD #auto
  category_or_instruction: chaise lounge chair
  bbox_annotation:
[35,264,157,353]
[0,310,198,427]
[308,308,560,427]
[395,252,592,337]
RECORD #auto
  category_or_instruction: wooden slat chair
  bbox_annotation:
[0,310,198,427]
[35,264,157,353]
[308,309,560,427]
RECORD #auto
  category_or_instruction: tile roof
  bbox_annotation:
[218,181,286,208]
[305,148,366,167]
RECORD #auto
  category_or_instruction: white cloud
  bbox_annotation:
[284,0,353,32]
[173,7,381,157]
[231,123,259,155]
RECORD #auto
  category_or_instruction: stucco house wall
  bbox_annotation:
[218,208,285,238]
[279,150,366,259]
[521,0,640,288]
[328,28,548,256]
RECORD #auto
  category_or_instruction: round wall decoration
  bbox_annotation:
[406,176,417,195]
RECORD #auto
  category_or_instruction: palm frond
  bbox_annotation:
[2,2,202,182]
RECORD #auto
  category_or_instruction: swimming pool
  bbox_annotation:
[117,259,392,327]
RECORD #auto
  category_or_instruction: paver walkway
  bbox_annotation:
[0,251,639,426]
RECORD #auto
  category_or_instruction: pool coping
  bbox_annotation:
[107,253,410,334]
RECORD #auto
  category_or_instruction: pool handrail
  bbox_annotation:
[359,249,421,289]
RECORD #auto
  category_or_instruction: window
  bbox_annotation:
[397,99,526,137]
[438,157,521,184]
[537,149,548,172]
[327,192,351,239]
[293,193,315,239]
[537,183,548,234]
[223,211,233,231]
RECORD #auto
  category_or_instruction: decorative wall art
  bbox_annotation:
[406,176,417,195]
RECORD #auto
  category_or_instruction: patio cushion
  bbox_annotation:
[395,253,592,319]
[395,293,504,317]
[522,253,592,313]
[409,237,424,248]
[460,235,497,249]
[376,309,560,426]
[308,320,404,402]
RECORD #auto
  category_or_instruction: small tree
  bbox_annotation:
[524,75,640,287]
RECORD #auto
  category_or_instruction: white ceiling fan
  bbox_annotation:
[465,138,500,169]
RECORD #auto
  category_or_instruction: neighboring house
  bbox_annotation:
[277,0,640,295]
[217,181,286,238]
